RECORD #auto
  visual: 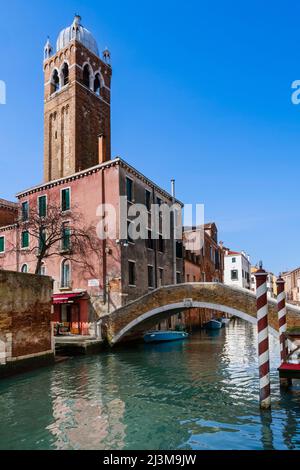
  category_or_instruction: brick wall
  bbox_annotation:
[0,270,53,368]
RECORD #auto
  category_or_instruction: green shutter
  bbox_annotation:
[62,225,71,251]
[22,202,29,221]
[22,231,29,249]
[39,196,47,217]
[62,189,70,211]
[39,229,46,252]
[0,237,4,253]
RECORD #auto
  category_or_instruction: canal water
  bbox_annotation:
[1,319,300,450]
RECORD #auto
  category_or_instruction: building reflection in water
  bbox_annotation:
[46,360,126,450]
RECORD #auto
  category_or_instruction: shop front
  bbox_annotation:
[52,292,90,335]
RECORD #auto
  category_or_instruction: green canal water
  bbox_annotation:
[1,319,300,450]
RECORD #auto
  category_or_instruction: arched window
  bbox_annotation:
[61,260,71,288]
[83,64,91,88]
[61,63,69,87]
[94,74,101,95]
[39,263,46,276]
[21,264,28,273]
[51,69,60,94]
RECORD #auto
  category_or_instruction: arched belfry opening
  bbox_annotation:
[61,63,69,87]
[51,69,60,94]
[83,64,91,89]
[94,73,101,95]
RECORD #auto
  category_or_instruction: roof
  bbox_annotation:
[0,198,18,210]
[15,157,184,206]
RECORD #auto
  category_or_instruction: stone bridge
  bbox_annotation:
[100,283,300,346]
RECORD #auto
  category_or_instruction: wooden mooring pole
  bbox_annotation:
[276,275,288,363]
[255,263,271,409]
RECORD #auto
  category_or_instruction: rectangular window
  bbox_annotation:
[193,276,196,282]
[126,178,133,203]
[62,223,71,251]
[159,268,164,287]
[22,201,29,222]
[148,265,154,288]
[146,230,154,250]
[21,231,29,249]
[145,190,151,212]
[231,270,238,281]
[38,195,47,217]
[232,257,236,263]
[61,188,70,212]
[0,236,4,253]
[39,228,46,253]
[127,220,135,244]
[176,272,181,284]
[187,274,190,283]
[128,261,136,286]
[176,241,183,258]
[158,234,164,253]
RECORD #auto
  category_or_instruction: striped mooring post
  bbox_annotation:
[254,263,271,409]
[276,275,288,363]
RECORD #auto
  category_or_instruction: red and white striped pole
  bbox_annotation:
[277,275,288,363]
[255,262,271,409]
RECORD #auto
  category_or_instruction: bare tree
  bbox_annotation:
[17,203,101,275]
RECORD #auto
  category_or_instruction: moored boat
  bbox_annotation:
[221,318,230,326]
[204,319,222,330]
[144,330,189,343]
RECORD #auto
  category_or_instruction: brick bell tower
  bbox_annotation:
[43,15,112,182]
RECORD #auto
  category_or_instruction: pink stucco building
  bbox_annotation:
[0,17,184,335]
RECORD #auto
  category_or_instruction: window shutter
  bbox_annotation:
[0,237,4,252]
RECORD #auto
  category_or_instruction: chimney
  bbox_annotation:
[98,134,107,164]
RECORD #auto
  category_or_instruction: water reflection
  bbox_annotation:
[1,320,300,449]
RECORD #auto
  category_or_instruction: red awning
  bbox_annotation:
[52,292,86,304]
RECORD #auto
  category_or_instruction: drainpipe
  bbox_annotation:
[152,187,158,289]
[171,179,177,285]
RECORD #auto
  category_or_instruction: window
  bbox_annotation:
[157,197,162,206]
[0,236,4,253]
[232,257,236,263]
[215,251,220,269]
[61,63,69,86]
[231,270,238,281]
[187,274,190,283]
[128,261,136,286]
[39,228,46,253]
[146,230,154,250]
[21,264,28,273]
[39,263,46,276]
[176,272,181,284]
[21,231,29,249]
[61,188,70,212]
[83,64,91,88]
[176,241,183,258]
[22,201,29,221]
[148,265,154,289]
[61,260,71,288]
[38,195,47,218]
[127,220,135,244]
[94,73,101,95]
[158,234,164,253]
[61,223,71,251]
[51,69,60,94]
[193,276,196,282]
[158,268,164,287]
[145,190,151,212]
[126,177,133,203]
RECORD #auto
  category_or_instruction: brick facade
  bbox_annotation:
[0,270,53,375]
[44,40,111,182]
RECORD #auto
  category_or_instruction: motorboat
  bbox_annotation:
[144,330,189,343]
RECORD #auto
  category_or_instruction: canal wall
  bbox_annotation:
[0,270,54,378]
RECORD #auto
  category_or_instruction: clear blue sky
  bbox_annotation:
[0,0,299,274]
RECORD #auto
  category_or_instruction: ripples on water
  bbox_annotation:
[0,319,300,450]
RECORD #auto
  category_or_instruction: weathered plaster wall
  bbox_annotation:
[0,270,53,370]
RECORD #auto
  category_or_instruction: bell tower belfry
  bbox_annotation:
[43,15,112,182]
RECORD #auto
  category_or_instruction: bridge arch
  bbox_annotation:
[100,283,300,345]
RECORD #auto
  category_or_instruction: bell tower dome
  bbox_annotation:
[43,15,112,182]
